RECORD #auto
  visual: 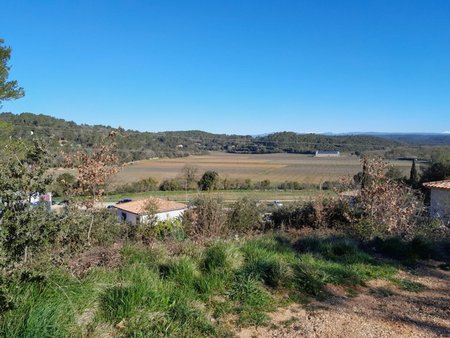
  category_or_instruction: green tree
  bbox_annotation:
[159,178,182,191]
[0,140,53,263]
[409,159,418,187]
[0,38,24,106]
[421,162,450,183]
[53,172,77,197]
[259,179,271,190]
[198,171,219,191]
[386,166,403,181]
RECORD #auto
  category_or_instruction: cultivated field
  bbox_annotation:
[114,152,414,185]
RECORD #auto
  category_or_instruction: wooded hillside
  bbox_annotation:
[0,112,432,164]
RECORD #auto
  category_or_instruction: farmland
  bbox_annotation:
[114,151,415,186]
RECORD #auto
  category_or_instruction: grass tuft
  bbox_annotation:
[392,278,426,293]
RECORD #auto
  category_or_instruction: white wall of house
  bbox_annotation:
[157,209,186,221]
[117,210,139,224]
[117,208,186,225]
[429,189,450,220]
[314,151,340,157]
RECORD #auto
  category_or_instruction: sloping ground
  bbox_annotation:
[238,263,450,338]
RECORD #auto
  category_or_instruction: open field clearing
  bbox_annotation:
[113,152,415,185]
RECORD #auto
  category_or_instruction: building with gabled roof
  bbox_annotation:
[113,198,187,225]
[315,150,340,157]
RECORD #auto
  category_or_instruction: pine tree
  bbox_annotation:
[0,38,24,105]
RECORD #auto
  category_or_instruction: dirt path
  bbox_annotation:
[238,263,450,338]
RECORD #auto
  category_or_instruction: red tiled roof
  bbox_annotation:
[114,198,187,215]
[423,180,450,191]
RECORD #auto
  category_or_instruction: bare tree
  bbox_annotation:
[64,134,122,243]
[357,156,423,236]
[180,165,199,190]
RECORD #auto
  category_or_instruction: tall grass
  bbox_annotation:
[1,233,418,337]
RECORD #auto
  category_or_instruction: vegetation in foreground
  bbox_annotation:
[3,232,446,338]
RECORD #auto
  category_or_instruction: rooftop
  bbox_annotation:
[114,198,187,215]
[315,150,340,154]
[423,180,450,191]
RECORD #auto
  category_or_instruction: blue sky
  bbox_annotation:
[1,0,450,134]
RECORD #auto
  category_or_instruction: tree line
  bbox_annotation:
[1,112,418,165]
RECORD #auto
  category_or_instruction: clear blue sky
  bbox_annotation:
[2,0,450,134]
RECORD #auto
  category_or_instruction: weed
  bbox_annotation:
[292,256,328,298]
[392,279,426,292]
[229,274,274,326]
[370,287,394,298]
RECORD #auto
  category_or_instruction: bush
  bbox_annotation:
[0,204,127,275]
[227,197,263,232]
[198,171,219,191]
[277,181,317,191]
[153,218,185,240]
[159,178,182,191]
[371,236,438,262]
[112,176,158,194]
[182,195,227,237]
[269,198,345,230]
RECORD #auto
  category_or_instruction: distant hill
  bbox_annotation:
[367,133,450,146]
[319,132,450,146]
[0,112,420,164]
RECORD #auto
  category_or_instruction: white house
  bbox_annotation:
[113,198,187,225]
[315,150,340,157]
[423,180,450,221]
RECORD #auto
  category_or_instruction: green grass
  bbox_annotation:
[392,278,426,293]
[102,189,334,204]
[1,234,417,337]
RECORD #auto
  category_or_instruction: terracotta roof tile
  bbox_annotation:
[114,198,187,215]
[423,180,450,191]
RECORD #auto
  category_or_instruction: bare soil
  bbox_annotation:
[237,262,450,338]
[68,243,122,278]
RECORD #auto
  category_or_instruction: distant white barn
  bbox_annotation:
[315,150,340,157]
[113,198,187,225]
[423,180,450,221]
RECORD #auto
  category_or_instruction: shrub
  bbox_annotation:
[269,198,345,230]
[371,236,438,262]
[153,218,185,240]
[182,195,227,237]
[227,197,263,232]
[198,171,219,191]
[358,156,423,238]
[278,181,317,191]
[112,176,158,194]
[159,178,182,191]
